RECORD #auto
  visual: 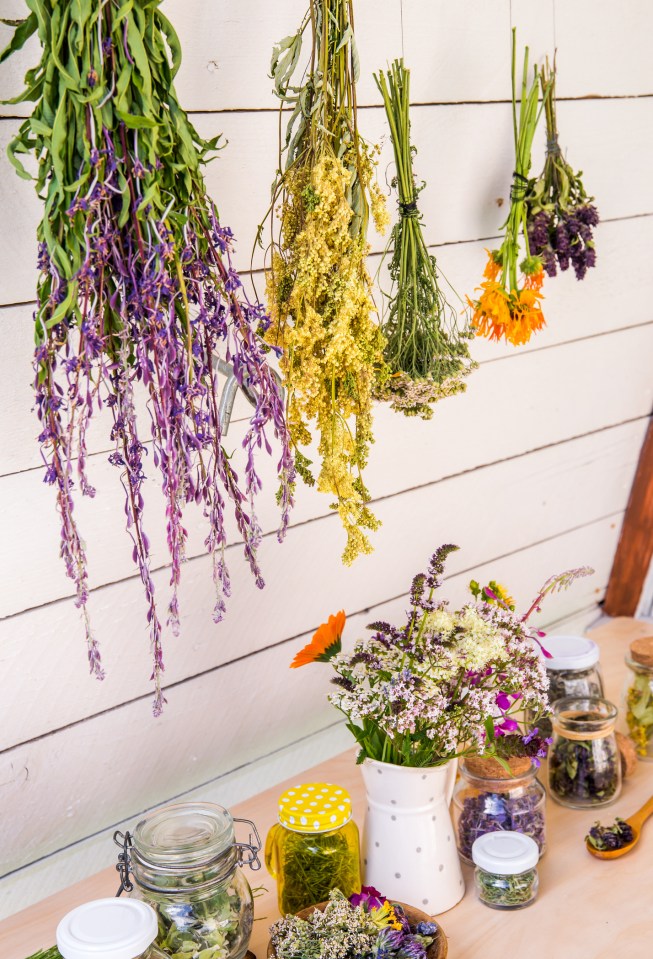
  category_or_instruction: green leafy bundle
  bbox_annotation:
[374,59,475,419]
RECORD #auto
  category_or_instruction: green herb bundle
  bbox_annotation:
[373,59,475,420]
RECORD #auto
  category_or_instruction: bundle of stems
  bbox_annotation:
[1,1,294,712]
[525,60,599,281]
[374,59,475,420]
[468,30,551,347]
[261,0,390,565]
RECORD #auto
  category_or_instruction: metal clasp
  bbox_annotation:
[214,356,283,436]
[233,817,262,871]
[113,830,134,896]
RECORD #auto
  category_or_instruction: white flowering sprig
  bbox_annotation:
[292,545,593,767]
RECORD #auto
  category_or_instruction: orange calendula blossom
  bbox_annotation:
[290,610,346,668]
[468,253,545,347]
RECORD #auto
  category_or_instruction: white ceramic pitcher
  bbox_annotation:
[360,758,464,914]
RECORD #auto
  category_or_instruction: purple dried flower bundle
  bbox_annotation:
[526,59,598,281]
[2,2,294,712]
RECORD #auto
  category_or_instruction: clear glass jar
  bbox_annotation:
[265,782,361,914]
[452,757,546,864]
[57,898,168,959]
[622,637,653,761]
[128,802,260,959]
[529,635,604,737]
[548,696,621,808]
[472,832,539,910]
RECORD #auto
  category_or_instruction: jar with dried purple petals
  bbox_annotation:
[453,756,546,864]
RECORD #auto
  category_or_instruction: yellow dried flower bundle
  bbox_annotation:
[261,0,389,564]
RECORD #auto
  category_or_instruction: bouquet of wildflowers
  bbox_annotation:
[261,0,389,565]
[525,60,599,280]
[269,888,438,959]
[373,59,475,420]
[468,31,551,347]
[291,544,592,767]
[1,2,294,712]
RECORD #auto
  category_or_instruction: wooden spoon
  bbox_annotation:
[586,795,653,859]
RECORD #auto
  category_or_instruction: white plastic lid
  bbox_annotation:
[56,898,158,959]
[472,831,539,875]
[541,634,600,671]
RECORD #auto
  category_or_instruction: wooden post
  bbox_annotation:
[604,417,653,616]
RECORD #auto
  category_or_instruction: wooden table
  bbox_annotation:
[3,617,653,958]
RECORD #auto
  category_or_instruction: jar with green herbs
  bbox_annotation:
[471,831,539,910]
[623,636,653,761]
[57,898,168,959]
[452,756,546,864]
[265,782,361,915]
[549,696,621,808]
[126,802,260,959]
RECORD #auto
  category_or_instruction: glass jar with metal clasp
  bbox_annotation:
[114,802,261,959]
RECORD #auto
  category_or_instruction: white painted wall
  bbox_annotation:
[1,0,652,919]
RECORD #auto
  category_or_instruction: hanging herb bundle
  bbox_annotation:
[373,59,475,420]
[468,31,551,347]
[1,2,294,712]
[262,0,389,565]
[525,60,599,280]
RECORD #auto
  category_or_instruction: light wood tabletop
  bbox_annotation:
[2,617,653,958]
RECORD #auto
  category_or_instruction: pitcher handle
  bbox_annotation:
[445,758,458,806]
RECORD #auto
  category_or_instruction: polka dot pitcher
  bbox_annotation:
[361,758,464,914]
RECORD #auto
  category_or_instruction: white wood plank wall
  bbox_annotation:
[1,0,652,918]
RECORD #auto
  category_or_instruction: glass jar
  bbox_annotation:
[265,782,361,914]
[452,757,546,864]
[471,832,539,910]
[623,636,653,761]
[57,898,168,959]
[530,635,604,737]
[127,802,260,959]
[548,696,621,808]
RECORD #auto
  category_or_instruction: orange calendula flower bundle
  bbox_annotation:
[469,31,551,348]
[470,252,545,346]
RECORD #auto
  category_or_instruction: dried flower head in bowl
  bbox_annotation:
[267,888,446,959]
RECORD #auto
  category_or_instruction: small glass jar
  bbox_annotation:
[530,635,604,737]
[548,696,621,808]
[57,898,168,959]
[452,757,546,864]
[471,832,539,910]
[623,636,653,761]
[128,802,260,959]
[265,782,361,915]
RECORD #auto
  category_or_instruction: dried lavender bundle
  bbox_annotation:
[1,2,294,712]
[525,60,598,280]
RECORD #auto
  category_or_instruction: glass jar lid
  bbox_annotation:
[471,831,538,875]
[278,782,353,832]
[57,898,157,959]
[132,802,235,868]
[542,635,600,671]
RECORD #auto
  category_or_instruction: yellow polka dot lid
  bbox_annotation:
[278,782,353,833]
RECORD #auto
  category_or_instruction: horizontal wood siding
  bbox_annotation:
[0,0,651,914]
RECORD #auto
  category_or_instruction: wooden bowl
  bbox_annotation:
[267,900,447,959]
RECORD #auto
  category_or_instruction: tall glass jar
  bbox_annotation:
[265,782,361,914]
[530,635,604,737]
[623,636,653,761]
[452,757,546,864]
[127,802,260,959]
[548,697,621,808]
